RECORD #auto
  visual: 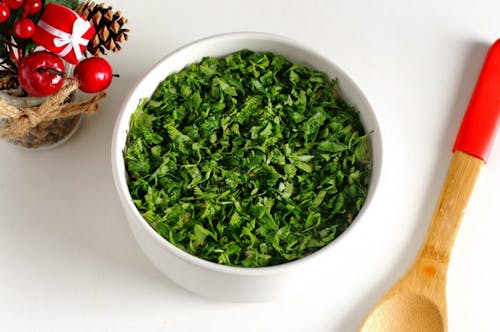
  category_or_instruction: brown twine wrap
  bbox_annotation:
[0,80,106,139]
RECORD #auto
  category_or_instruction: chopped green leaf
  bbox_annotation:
[124,50,372,267]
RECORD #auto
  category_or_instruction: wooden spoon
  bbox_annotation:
[358,40,500,332]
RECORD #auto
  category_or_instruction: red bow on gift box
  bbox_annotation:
[32,4,95,64]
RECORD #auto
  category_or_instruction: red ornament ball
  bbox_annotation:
[13,18,35,39]
[0,3,10,23]
[18,51,66,97]
[5,0,23,10]
[74,57,114,93]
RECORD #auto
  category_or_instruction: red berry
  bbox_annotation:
[18,51,65,97]
[0,3,10,23]
[13,18,35,39]
[74,57,114,93]
[24,0,41,14]
[5,0,24,10]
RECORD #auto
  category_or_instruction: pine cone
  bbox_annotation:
[75,1,129,56]
[0,72,19,90]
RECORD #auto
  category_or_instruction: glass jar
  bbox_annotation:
[0,89,82,150]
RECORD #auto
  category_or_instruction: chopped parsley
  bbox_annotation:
[124,49,372,267]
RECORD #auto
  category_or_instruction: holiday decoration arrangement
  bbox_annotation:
[0,0,129,148]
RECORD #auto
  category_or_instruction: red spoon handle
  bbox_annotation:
[453,39,500,162]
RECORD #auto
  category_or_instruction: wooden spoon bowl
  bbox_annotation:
[359,152,482,332]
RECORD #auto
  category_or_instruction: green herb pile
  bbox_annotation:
[124,49,371,267]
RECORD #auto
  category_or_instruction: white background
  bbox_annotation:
[1,0,500,331]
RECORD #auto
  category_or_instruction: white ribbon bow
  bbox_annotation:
[38,15,91,61]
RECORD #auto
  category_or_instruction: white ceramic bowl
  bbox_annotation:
[111,32,382,302]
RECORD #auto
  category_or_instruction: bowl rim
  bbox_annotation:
[111,31,383,276]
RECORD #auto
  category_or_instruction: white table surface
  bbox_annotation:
[2,0,500,331]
